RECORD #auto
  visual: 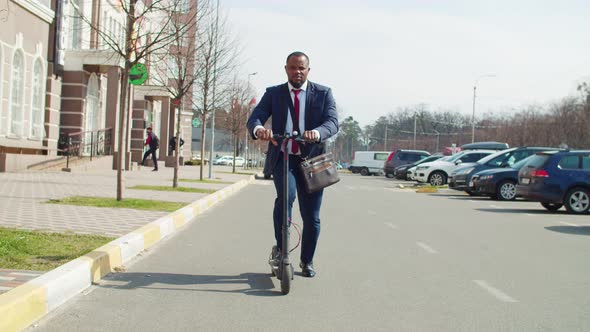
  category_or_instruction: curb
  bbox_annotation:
[0,175,256,332]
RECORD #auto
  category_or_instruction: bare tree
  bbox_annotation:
[149,0,209,187]
[74,0,182,200]
[220,77,252,173]
[191,1,239,180]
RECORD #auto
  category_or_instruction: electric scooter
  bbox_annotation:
[269,132,307,295]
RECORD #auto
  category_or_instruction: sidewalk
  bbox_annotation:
[0,163,258,297]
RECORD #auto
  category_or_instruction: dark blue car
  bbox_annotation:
[516,150,590,214]
[470,155,534,200]
[449,147,557,194]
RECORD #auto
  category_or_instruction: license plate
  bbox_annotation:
[521,178,530,184]
[469,181,474,187]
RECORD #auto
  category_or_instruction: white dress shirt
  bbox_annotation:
[253,80,320,155]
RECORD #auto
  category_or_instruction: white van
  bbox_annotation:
[349,151,390,176]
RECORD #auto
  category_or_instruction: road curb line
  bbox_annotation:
[0,175,255,331]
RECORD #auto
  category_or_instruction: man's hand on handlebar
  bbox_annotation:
[302,130,319,142]
[256,128,278,146]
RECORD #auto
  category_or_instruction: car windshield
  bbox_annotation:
[446,152,467,162]
[510,155,534,169]
[476,148,513,164]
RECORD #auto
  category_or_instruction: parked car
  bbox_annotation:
[414,150,494,186]
[383,150,430,178]
[449,147,559,194]
[349,151,390,176]
[461,141,509,151]
[470,155,535,200]
[517,150,590,213]
[394,154,443,180]
[213,155,245,166]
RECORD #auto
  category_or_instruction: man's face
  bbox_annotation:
[285,55,310,89]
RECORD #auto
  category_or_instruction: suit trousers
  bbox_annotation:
[272,153,323,264]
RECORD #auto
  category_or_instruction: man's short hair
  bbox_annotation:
[286,51,309,65]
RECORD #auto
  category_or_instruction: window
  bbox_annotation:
[30,58,45,139]
[69,0,83,49]
[558,155,579,169]
[374,153,388,161]
[582,156,590,170]
[84,74,100,154]
[9,50,25,136]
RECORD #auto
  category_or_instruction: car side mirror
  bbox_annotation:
[455,160,462,165]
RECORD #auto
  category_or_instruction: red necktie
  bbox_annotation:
[292,89,301,154]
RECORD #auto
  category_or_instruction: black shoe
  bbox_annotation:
[269,245,281,267]
[152,168,158,171]
[299,261,316,278]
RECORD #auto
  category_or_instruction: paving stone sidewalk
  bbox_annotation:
[0,163,259,294]
[0,164,255,237]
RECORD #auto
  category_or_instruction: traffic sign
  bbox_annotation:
[129,63,148,85]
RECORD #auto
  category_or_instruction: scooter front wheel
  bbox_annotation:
[280,263,293,295]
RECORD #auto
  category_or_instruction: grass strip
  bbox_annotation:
[0,227,113,271]
[179,178,233,184]
[47,196,186,212]
[130,185,217,194]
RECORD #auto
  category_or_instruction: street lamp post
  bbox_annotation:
[244,72,257,170]
[471,74,496,143]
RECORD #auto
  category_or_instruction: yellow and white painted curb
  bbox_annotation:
[0,175,255,331]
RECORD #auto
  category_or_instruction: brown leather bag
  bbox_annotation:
[299,152,340,193]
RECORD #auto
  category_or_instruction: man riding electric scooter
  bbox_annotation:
[246,51,339,284]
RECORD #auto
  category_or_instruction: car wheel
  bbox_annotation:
[428,172,446,186]
[541,202,563,211]
[385,172,394,178]
[564,187,590,214]
[496,180,517,201]
[228,162,233,166]
[360,168,369,176]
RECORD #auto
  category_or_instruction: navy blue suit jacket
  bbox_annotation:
[247,81,339,172]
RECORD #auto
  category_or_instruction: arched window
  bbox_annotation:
[9,50,24,136]
[84,74,99,154]
[30,58,45,139]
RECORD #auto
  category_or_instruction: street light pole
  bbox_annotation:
[207,0,220,179]
[413,112,417,149]
[471,74,496,143]
[244,72,257,170]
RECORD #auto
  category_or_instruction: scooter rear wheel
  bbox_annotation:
[280,264,293,295]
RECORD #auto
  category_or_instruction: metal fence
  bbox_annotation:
[58,128,113,168]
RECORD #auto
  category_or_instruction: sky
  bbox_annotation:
[222,0,590,127]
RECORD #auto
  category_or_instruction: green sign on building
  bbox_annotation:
[192,118,201,128]
[129,63,148,85]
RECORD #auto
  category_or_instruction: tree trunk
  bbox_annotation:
[173,100,182,188]
[116,70,130,201]
[233,134,238,173]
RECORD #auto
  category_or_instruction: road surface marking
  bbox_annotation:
[473,280,518,303]
[0,276,15,281]
[560,221,579,227]
[489,204,500,209]
[416,242,438,254]
[525,214,535,217]
[384,222,398,229]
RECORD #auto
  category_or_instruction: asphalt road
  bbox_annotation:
[32,174,590,331]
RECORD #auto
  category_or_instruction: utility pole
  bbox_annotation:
[208,0,220,178]
[384,124,388,151]
[413,113,417,149]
